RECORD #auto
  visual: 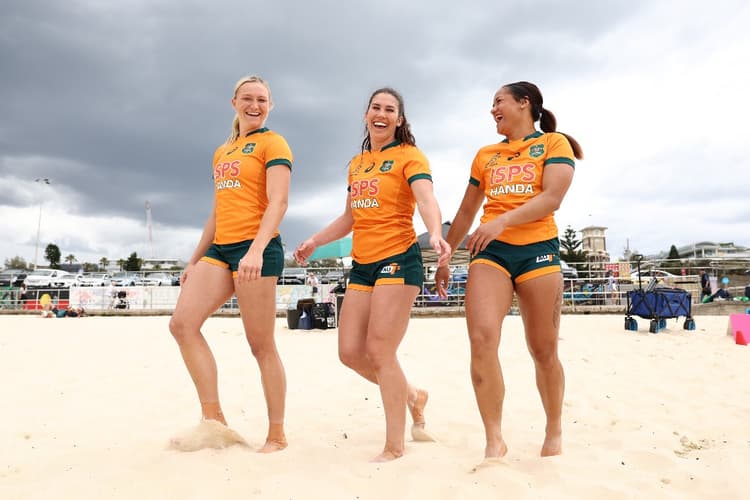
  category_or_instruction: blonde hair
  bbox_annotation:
[226,75,272,145]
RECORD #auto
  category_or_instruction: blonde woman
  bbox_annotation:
[169,75,292,453]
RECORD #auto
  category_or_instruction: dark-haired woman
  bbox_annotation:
[436,81,583,461]
[294,88,450,462]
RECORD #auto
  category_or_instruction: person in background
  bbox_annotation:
[436,81,583,462]
[699,270,712,303]
[169,75,292,453]
[294,87,450,462]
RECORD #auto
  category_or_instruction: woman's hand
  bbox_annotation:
[237,250,263,283]
[466,217,507,256]
[429,235,452,268]
[293,238,317,265]
[434,265,452,298]
[180,263,195,285]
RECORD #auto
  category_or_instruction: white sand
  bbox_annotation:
[1,314,748,499]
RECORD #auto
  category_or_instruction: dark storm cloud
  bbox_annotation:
[1,0,651,255]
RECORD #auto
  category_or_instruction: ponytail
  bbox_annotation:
[540,107,583,160]
[503,81,584,160]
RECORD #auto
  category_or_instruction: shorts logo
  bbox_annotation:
[529,144,544,158]
[535,254,553,263]
[380,263,400,275]
[364,161,376,173]
[242,143,256,154]
[379,160,394,172]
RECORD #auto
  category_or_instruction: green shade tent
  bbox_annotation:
[309,237,352,260]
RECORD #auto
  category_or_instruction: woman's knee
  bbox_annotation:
[246,333,278,360]
[527,341,559,366]
[169,313,194,343]
[338,344,366,369]
[468,326,500,358]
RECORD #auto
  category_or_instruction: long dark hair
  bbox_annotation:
[361,87,416,153]
[503,81,583,160]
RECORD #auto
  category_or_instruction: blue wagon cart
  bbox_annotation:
[624,288,696,333]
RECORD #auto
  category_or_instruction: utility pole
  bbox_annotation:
[33,178,51,270]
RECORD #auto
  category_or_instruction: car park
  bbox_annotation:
[24,269,72,288]
[320,270,344,284]
[0,269,27,287]
[78,273,111,286]
[51,272,81,288]
[111,272,142,286]
[142,272,174,286]
[278,268,307,285]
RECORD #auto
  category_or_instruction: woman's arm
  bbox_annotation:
[238,165,290,282]
[293,194,354,265]
[411,179,451,267]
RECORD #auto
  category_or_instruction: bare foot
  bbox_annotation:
[407,389,428,426]
[168,419,249,452]
[408,389,435,441]
[541,433,562,457]
[485,438,508,459]
[257,437,288,453]
[371,449,403,462]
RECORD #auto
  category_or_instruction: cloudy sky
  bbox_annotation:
[1,0,748,268]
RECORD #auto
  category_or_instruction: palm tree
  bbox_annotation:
[99,257,110,271]
[65,254,76,265]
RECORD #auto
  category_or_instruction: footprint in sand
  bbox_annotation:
[673,435,713,458]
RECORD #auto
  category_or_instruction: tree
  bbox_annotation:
[4,256,28,270]
[45,243,61,269]
[82,262,98,272]
[117,259,125,271]
[99,257,109,271]
[124,252,142,271]
[667,245,680,260]
[65,254,76,265]
[559,226,585,262]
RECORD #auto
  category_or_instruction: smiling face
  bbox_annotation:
[490,87,529,137]
[365,92,402,148]
[232,80,271,133]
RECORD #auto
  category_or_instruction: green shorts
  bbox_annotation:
[471,238,561,284]
[201,235,284,277]
[348,243,423,292]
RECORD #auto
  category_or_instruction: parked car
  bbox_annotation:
[629,269,676,284]
[320,270,344,284]
[51,272,82,288]
[24,269,71,288]
[142,272,174,286]
[278,268,307,285]
[560,260,578,280]
[111,272,142,286]
[0,269,28,287]
[78,273,111,286]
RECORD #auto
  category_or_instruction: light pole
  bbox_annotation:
[33,177,51,270]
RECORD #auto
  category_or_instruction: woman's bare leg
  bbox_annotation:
[169,261,235,423]
[465,264,514,459]
[235,276,287,452]
[516,272,565,456]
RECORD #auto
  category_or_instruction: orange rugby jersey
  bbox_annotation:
[348,141,431,263]
[211,127,292,244]
[469,131,574,245]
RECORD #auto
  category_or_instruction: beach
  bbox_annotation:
[1,314,748,499]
